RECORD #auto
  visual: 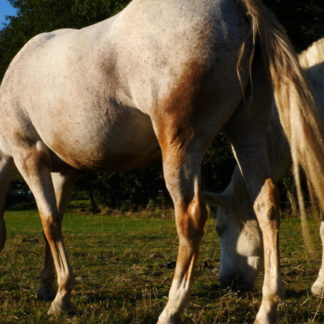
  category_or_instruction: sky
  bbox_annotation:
[0,0,17,27]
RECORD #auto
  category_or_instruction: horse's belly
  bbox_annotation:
[44,109,160,172]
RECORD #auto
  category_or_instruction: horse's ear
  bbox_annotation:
[203,191,225,207]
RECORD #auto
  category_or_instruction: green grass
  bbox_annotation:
[0,210,323,323]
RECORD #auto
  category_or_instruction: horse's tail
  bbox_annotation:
[240,0,324,251]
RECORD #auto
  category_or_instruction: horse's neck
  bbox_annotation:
[224,166,254,221]
[307,64,324,121]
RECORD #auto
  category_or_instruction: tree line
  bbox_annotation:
[1,0,323,211]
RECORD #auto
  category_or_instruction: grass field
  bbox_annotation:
[0,209,323,323]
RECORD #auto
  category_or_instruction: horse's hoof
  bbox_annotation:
[37,285,56,301]
[47,300,76,315]
[157,313,183,324]
[311,281,324,297]
[253,318,272,324]
[254,308,277,324]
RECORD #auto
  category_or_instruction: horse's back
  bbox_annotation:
[300,39,324,123]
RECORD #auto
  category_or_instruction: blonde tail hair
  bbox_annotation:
[241,0,324,253]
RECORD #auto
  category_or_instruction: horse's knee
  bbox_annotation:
[253,178,279,230]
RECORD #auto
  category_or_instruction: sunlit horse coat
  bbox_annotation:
[1,1,324,323]
[206,38,324,295]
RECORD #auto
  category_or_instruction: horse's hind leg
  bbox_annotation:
[13,143,74,314]
[311,212,324,297]
[37,170,76,301]
[156,138,208,324]
[0,156,14,251]
[151,99,226,323]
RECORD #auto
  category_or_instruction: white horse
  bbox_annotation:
[206,38,324,295]
[1,1,323,323]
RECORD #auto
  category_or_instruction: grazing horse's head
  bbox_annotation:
[205,185,262,291]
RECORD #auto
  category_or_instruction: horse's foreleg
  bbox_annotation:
[232,148,282,323]
[227,129,283,324]
[37,170,76,302]
[14,144,75,314]
[155,132,207,324]
[311,212,324,297]
[0,157,14,251]
[228,130,283,324]
[253,179,282,324]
